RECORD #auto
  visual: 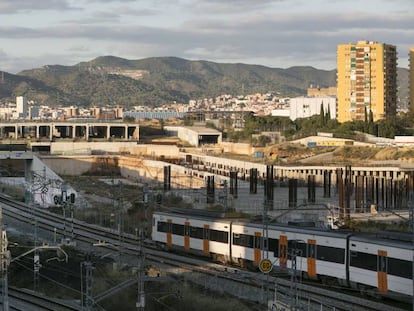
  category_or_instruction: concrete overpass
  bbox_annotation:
[0,121,139,141]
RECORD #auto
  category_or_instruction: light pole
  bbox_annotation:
[289,240,304,311]
[61,182,68,243]
[136,229,146,311]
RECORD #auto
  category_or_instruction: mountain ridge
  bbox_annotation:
[0,56,408,108]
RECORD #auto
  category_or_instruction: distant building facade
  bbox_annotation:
[337,40,397,122]
[164,126,222,147]
[16,96,27,118]
[289,96,336,121]
[307,86,337,97]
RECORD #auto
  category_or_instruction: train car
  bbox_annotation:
[231,222,349,281]
[348,234,413,298]
[152,211,413,300]
[152,211,232,262]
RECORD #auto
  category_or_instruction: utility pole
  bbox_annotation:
[117,181,123,267]
[0,209,10,311]
[29,171,40,292]
[136,229,145,310]
[290,245,298,311]
[81,254,94,311]
[61,183,68,242]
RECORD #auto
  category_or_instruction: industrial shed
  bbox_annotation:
[163,126,222,147]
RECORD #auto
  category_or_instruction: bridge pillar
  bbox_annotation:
[49,124,53,141]
[86,125,90,141]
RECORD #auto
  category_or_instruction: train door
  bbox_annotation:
[307,239,317,278]
[203,225,210,255]
[184,221,190,252]
[254,232,262,265]
[279,235,287,268]
[377,250,388,293]
[166,219,172,248]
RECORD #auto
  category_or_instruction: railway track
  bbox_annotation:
[0,194,410,311]
[8,287,79,311]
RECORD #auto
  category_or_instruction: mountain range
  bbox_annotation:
[0,56,409,108]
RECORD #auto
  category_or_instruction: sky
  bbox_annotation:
[0,0,413,73]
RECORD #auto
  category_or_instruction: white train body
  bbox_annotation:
[349,235,413,296]
[152,211,413,299]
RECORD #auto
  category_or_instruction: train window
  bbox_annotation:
[263,238,268,250]
[279,244,287,259]
[317,245,345,264]
[268,238,279,256]
[210,229,228,243]
[307,244,316,259]
[288,241,306,257]
[350,252,377,271]
[388,258,412,278]
[233,234,253,248]
[203,228,210,240]
[254,236,262,249]
[377,255,387,273]
[190,226,203,239]
[157,221,169,233]
[172,224,184,236]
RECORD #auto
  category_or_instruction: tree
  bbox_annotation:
[326,104,331,123]
[257,135,271,147]
[123,115,135,123]
[320,103,325,126]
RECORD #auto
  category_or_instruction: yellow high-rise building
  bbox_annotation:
[337,40,397,123]
[410,47,414,110]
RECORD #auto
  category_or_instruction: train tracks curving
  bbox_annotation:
[0,194,410,311]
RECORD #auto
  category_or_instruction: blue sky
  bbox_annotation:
[0,0,413,73]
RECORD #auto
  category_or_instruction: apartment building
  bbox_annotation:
[16,96,27,118]
[337,40,397,122]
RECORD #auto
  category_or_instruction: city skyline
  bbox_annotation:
[0,0,413,74]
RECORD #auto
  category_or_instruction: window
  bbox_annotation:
[317,245,345,263]
[288,240,307,257]
[378,255,387,273]
[172,223,184,236]
[350,251,377,271]
[190,226,203,239]
[308,243,316,259]
[269,238,279,256]
[388,258,412,278]
[157,221,170,233]
[233,233,253,248]
[254,235,262,249]
[210,229,228,243]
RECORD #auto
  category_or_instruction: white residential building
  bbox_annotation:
[16,96,27,118]
[289,96,336,121]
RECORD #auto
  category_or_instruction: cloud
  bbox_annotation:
[0,1,412,72]
[62,7,158,24]
[66,45,91,52]
[189,0,282,14]
[0,0,78,14]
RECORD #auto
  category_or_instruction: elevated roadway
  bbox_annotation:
[0,120,139,141]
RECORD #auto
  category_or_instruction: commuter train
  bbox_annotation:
[152,210,413,300]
